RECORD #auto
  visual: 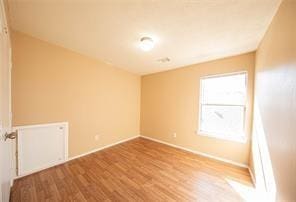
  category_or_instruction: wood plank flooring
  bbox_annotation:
[11,137,253,202]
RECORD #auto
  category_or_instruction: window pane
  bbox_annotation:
[201,73,246,105]
[200,105,245,138]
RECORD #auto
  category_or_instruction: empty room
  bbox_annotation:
[0,0,295,201]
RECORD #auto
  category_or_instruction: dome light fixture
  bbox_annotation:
[139,37,154,51]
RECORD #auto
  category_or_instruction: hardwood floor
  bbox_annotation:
[11,137,253,202]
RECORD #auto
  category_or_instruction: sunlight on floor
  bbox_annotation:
[225,99,278,202]
[226,179,269,202]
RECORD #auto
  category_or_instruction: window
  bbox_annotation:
[199,72,247,142]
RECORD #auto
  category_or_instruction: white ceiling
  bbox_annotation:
[7,0,281,75]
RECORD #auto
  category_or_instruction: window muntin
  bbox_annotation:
[199,72,247,141]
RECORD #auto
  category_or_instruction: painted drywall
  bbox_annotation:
[11,31,141,158]
[141,53,255,165]
[251,0,296,200]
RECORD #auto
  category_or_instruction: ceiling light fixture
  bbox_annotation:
[139,37,154,51]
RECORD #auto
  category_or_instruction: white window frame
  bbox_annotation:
[198,71,248,143]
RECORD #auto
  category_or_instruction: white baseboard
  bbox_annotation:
[68,135,140,161]
[248,167,256,186]
[14,135,140,179]
[140,135,248,169]
[14,134,252,181]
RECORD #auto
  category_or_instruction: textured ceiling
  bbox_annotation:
[7,0,281,75]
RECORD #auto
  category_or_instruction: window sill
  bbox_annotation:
[196,130,247,143]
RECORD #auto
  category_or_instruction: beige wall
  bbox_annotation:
[12,31,141,158]
[141,53,255,165]
[252,0,296,201]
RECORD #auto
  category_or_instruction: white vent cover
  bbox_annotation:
[157,57,170,63]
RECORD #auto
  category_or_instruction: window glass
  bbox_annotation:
[199,72,247,141]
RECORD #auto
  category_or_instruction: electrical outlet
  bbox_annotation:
[95,135,100,141]
[173,133,177,138]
